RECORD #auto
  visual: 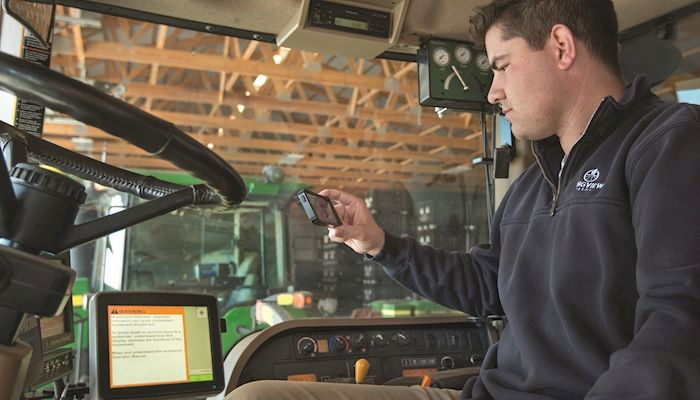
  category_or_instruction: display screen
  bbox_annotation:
[334,17,369,31]
[107,305,214,388]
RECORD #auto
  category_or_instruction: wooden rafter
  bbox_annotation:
[46,12,487,192]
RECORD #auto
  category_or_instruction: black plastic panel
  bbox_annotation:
[234,318,487,386]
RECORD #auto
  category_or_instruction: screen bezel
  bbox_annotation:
[93,292,224,399]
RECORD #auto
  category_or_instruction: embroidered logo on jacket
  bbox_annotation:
[576,168,605,192]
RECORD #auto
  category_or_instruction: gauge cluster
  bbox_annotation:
[418,38,494,111]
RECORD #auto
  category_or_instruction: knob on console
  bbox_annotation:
[393,332,410,346]
[350,334,366,350]
[470,353,483,365]
[440,356,455,369]
[329,335,349,353]
[372,334,387,347]
[297,337,317,355]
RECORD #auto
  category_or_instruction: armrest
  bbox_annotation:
[382,367,480,390]
[429,367,480,390]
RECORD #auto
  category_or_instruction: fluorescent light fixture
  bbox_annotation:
[273,47,291,64]
[253,74,268,89]
[71,137,93,145]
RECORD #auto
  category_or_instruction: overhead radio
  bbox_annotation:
[307,0,391,38]
[277,0,410,59]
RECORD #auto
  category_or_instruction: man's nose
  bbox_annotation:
[487,77,503,105]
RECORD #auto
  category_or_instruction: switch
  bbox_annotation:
[447,332,459,347]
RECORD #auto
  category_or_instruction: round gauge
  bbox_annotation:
[454,45,472,64]
[475,53,491,72]
[432,47,451,67]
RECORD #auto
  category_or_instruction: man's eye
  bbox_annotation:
[497,64,509,71]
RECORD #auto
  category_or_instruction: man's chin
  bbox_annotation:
[511,129,528,140]
[511,128,543,142]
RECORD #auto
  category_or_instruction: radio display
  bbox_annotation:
[334,17,369,31]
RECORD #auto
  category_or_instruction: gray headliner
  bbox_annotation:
[79,0,699,49]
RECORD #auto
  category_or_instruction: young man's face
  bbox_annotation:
[485,25,563,141]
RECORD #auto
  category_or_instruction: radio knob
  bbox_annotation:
[393,332,410,346]
[350,334,366,350]
[297,337,317,355]
[440,356,455,369]
[329,335,349,353]
[373,334,387,347]
[470,353,483,365]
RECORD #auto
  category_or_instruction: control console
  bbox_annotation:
[225,316,489,392]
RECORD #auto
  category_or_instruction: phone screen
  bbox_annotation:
[298,190,342,226]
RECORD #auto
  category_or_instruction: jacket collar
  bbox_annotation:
[532,75,656,158]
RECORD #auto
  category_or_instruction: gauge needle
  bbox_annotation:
[451,65,469,92]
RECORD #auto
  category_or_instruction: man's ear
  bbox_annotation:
[550,24,576,70]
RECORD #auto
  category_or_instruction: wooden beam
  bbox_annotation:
[43,124,446,175]
[42,137,434,186]
[144,25,169,110]
[152,111,479,152]
[224,39,258,92]
[58,42,417,94]
[68,8,86,79]
[347,59,365,117]
[84,82,473,129]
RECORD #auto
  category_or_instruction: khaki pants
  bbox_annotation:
[226,380,462,400]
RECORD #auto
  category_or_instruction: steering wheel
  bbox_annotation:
[0,51,247,254]
[0,51,246,204]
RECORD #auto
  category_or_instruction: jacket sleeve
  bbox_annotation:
[585,107,700,398]
[371,187,513,317]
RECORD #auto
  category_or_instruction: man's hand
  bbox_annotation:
[319,189,385,256]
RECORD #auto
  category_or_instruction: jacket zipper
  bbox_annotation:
[532,143,559,216]
[535,99,608,216]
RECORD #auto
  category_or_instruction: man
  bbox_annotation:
[228,0,700,398]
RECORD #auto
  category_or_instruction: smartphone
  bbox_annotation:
[297,189,342,227]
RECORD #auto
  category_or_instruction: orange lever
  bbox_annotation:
[355,358,370,384]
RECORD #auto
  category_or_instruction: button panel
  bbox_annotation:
[233,318,489,388]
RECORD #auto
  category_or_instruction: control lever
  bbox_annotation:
[450,66,470,92]
[354,358,369,384]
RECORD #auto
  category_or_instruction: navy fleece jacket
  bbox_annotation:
[373,76,700,399]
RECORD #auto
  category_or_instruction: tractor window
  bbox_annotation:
[38,3,700,386]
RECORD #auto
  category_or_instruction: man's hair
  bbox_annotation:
[469,0,620,75]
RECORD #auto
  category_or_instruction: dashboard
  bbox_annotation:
[223,316,494,394]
